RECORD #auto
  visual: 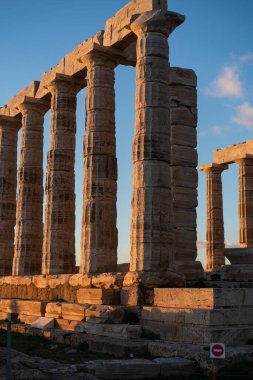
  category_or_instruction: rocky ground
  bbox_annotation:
[0,330,252,379]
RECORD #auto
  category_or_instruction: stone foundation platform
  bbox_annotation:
[1,284,253,347]
[141,288,253,345]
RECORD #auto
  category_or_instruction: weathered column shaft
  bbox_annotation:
[170,67,204,279]
[237,158,253,248]
[80,51,117,273]
[130,11,184,272]
[0,116,21,275]
[42,74,84,275]
[200,163,227,271]
[12,98,49,276]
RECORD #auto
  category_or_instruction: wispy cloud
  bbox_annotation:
[197,241,206,249]
[210,125,231,135]
[225,241,240,248]
[239,52,253,63]
[206,65,243,98]
[231,102,253,129]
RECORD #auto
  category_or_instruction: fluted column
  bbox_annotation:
[129,11,184,272]
[12,97,49,276]
[80,50,117,273]
[236,157,253,248]
[0,115,21,275]
[200,163,228,271]
[42,74,84,275]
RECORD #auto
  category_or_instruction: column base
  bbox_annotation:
[123,271,185,288]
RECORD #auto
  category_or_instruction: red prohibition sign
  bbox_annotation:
[211,344,224,357]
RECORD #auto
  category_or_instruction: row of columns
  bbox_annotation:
[200,158,253,271]
[0,11,185,277]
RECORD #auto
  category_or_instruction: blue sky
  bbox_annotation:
[1,0,253,268]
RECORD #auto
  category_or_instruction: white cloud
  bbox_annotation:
[206,65,243,98]
[239,52,253,63]
[225,241,240,248]
[210,125,231,135]
[231,102,253,129]
[197,241,206,249]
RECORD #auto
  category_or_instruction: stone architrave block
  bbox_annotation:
[77,289,120,305]
[103,0,168,47]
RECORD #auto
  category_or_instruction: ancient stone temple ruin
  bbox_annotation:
[1,0,253,372]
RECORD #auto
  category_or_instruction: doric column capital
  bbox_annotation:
[0,114,22,130]
[235,156,253,167]
[130,10,185,37]
[79,45,117,70]
[199,162,228,174]
[45,73,86,95]
[17,96,50,116]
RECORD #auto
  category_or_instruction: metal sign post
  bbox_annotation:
[6,320,11,380]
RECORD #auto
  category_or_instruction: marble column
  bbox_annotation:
[42,74,84,275]
[236,157,253,248]
[130,11,184,272]
[0,115,21,275]
[199,163,228,271]
[12,97,49,276]
[80,50,117,273]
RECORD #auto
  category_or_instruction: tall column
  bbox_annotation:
[170,67,204,279]
[0,115,21,275]
[130,11,184,273]
[12,97,49,276]
[80,49,117,274]
[236,157,253,248]
[199,163,228,271]
[42,74,84,275]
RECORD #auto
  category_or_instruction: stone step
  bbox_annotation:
[84,335,148,358]
[86,357,198,379]
[141,319,253,345]
[77,323,142,339]
[142,306,253,326]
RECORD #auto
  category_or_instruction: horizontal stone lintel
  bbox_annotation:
[199,162,228,172]
[213,140,253,164]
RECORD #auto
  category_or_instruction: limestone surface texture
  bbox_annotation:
[13,97,49,276]
[80,50,118,274]
[236,158,253,248]
[170,67,203,279]
[0,115,21,275]
[42,74,85,275]
[199,163,228,271]
[130,10,184,274]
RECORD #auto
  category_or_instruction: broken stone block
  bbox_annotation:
[91,273,124,289]
[85,305,125,324]
[79,323,142,340]
[68,273,91,288]
[31,317,54,330]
